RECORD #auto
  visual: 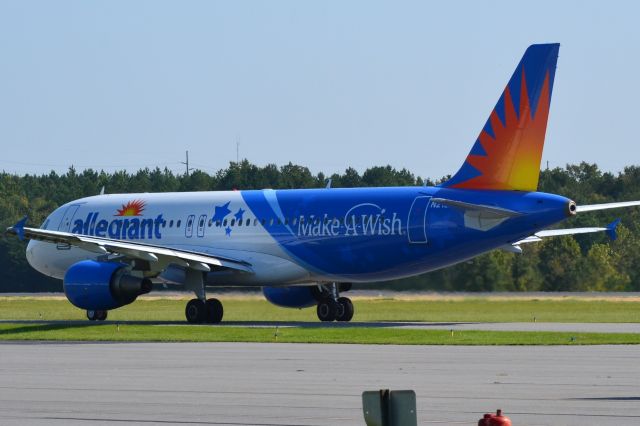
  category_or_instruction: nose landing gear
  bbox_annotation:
[315,283,354,322]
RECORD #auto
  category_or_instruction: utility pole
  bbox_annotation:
[180,150,193,176]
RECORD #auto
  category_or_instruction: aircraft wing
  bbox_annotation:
[513,219,620,246]
[5,218,253,274]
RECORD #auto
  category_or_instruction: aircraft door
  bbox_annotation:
[197,214,207,238]
[185,215,195,238]
[407,196,430,244]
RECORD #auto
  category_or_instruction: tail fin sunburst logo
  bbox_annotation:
[115,200,146,216]
[442,43,559,192]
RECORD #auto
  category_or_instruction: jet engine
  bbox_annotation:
[262,286,318,308]
[63,260,152,311]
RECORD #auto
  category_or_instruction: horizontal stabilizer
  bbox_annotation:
[431,197,521,232]
[430,198,522,217]
[576,200,640,213]
[514,219,621,246]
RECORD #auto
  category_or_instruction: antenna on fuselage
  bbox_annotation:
[326,178,332,189]
[99,186,105,195]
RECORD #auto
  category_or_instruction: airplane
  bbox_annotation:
[7,43,640,324]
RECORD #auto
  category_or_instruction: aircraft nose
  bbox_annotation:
[26,240,38,269]
[26,240,50,276]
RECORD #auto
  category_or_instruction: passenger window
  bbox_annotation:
[254,218,258,226]
[261,218,266,226]
[223,219,227,226]
[292,217,298,226]
[177,220,182,228]
[269,218,274,226]
[237,218,242,227]
[216,220,221,227]
[169,220,174,227]
[246,218,251,226]
[231,219,236,226]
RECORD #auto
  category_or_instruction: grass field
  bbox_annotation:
[1,295,639,344]
[1,295,639,323]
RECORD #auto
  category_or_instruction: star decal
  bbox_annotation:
[225,226,232,237]
[212,201,232,223]
[234,207,245,221]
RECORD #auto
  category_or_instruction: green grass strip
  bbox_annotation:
[0,323,639,345]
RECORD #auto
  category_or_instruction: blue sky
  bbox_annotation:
[1,1,639,179]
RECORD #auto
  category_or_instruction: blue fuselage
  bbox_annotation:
[29,186,573,286]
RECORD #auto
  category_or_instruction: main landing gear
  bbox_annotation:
[315,283,354,322]
[86,310,108,321]
[185,298,224,324]
[184,268,223,324]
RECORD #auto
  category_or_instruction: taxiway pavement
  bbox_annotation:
[0,342,639,425]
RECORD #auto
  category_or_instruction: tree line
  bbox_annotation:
[1,161,639,292]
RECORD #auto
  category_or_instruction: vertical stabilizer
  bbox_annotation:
[441,43,559,191]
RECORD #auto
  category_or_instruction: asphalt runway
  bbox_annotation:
[0,342,639,425]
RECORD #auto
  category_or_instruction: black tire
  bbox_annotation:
[96,310,108,321]
[86,310,97,321]
[317,300,338,322]
[336,297,354,322]
[205,298,224,324]
[185,299,206,323]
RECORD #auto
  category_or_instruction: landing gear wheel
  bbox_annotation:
[185,299,206,324]
[87,310,107,321]
[204,298,224,324]
[336,297,354,322]
[317,300,338,322]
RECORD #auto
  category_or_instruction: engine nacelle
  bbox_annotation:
[63,260,152,311]
[262,286,317,308]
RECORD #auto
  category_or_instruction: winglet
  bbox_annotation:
[606,218,621,241]
[9,216,28,241]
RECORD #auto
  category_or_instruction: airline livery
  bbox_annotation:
[7,44,640,323]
